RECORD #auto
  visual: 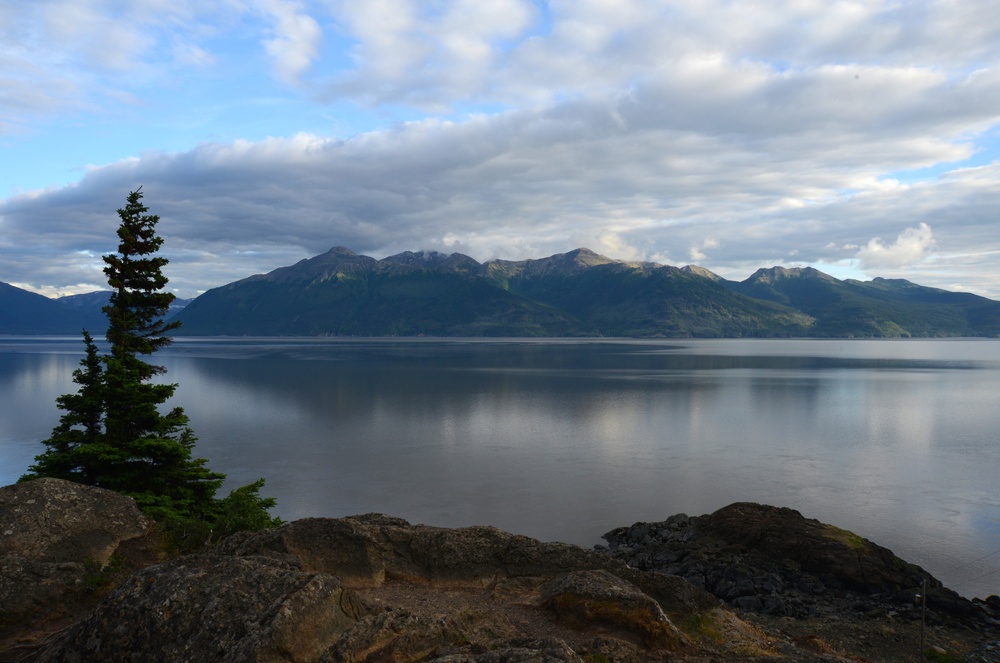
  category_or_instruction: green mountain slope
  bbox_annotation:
[7,249,1000,337]
[725,267,1000,337]
[173,247,816,337]
[488,250,813,337]
[170,248,1000,338]
[174,247,591,336]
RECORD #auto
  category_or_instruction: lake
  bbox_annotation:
[2,336,999,599]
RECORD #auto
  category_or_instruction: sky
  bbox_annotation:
[2,0,1000,301]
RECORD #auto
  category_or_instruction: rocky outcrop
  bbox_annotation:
[214,515,714,613]
[33,554,364,663]
[31,514,720,663]
[538,569,682,648]
[0,478,149,626]
[7,484,998,662]
[601,502,972,617]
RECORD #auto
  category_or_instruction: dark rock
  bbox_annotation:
[34,554,364,663]
[429,638,583,663]
[578,637,642,663]
[601,502,975,620]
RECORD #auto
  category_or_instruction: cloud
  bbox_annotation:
[325,0,537,107]
[3,107,995,297]
[2,1,1000,300]
[689,238,719,263]
[257,0,323,83]
[856,223,936,269]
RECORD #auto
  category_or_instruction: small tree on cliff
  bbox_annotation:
[24,189,276,530]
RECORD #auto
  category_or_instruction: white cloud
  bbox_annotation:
[689,237,719,262]
[3,0,1000,300]
[326,0,536,107]
[257,0,323,83]
[857,223,936,269]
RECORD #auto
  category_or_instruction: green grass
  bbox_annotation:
[824,524,866,551]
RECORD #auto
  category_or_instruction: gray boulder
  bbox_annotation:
[0,478,149,623]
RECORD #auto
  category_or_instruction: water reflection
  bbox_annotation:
[2,337,999,598]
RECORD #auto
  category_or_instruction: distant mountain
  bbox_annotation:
[725,267,1000,337]
[55,291,112,333]
[173,247,592,336]
[168,246,1000,338]
[7,249,998,337]
[484,249,811,337]
[0,282,77,334]
[0,285,192,335]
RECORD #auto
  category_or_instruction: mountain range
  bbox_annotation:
[0,286,190,336]
[3,247,998,337]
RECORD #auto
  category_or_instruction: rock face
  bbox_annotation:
[10,489,997,662]
[34,555,364,663]
[0,478,149,624]
[32,514,719,663]
[601,502,970,617]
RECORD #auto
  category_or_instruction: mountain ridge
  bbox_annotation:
[168,247,998,338]
[3,248,998,337]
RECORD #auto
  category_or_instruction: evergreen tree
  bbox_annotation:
[24,330,104,483]
[22,188,273,528]
[89,188,223,519]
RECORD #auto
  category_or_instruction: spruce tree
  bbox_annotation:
[23,330,104,484]
[24,188,225,521]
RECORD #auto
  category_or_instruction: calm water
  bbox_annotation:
[2,337,1000,598]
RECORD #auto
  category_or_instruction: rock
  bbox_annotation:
[8,493,996,663]
[221,513,716,612]
[0,478,149,624]
[601,502,973,619]
[428,638,584,663]
[539,569,683,648]
[34,554,365,663]
[578,637,642,663]
[215,515,398,585]
[321,609,456,663]
[31,514,719,662]
[0,477,148,564]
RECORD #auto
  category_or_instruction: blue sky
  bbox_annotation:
[3,0,1000,300]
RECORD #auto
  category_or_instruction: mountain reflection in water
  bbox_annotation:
[2,337,999,599]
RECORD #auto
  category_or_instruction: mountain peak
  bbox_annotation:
[746,266,835,284]
[484,248,619,280]
[322,246,360,257]
[682,265,721,280]
[565,248,613,265]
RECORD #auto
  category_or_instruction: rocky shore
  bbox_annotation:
[2,479,999,662]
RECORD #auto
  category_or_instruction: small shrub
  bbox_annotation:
[213,478,283,539]
[79,553,129,592]
[158,478,282,554]
[161,515,215,554]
